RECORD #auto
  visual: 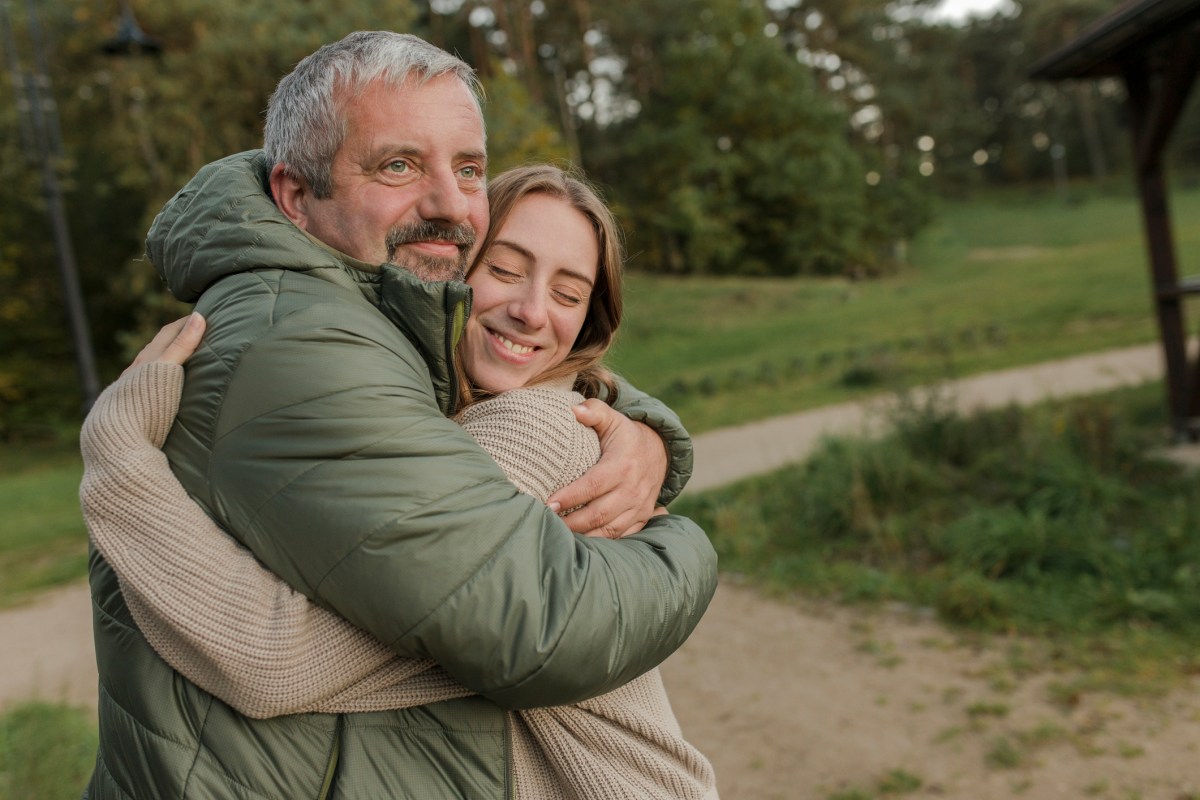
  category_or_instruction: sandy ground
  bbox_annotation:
[4,343,1200,798]
[662,582,1200,799]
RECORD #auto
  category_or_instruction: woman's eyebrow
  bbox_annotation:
[490,239,535,262]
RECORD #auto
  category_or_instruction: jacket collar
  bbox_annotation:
[378,265,472,416]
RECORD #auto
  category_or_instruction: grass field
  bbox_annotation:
[610,181,1199,432]
[0,702,97,800]
[0,443,86,608]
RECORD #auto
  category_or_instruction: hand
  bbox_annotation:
[121,313,206,377]
[548,399,669,538]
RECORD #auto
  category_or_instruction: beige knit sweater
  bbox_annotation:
[80,363,717,800]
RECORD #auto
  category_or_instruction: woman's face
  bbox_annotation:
[462,193,599,394]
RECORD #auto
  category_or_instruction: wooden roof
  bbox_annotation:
[1028,0,1200,80]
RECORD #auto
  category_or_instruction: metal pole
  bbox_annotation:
[2,0,101,411]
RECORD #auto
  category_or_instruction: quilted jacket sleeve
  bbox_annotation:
[609,377,693,506]
[179,291,717,710]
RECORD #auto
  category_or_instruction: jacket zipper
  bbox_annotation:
[317,715,344,800]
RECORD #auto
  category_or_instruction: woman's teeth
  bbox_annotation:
[495,332,534,354]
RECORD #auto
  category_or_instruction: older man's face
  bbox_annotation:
[298,74,489,281]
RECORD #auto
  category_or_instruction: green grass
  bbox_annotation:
[611,181,1200,432]
[675,381,1200,679]
[0,441,87,608]
[0,702,96,799]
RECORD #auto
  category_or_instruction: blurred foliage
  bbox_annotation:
[582,0,872,276]
[3,0,1198,436]
[678,382,1200,644]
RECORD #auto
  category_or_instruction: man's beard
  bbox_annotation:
[384,221,475,282]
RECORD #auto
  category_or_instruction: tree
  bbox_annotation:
[2,1,428,437]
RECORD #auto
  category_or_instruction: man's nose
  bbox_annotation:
[417,168,471,224]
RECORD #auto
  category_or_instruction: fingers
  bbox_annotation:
[564,502,639,539]
[159,312,206,365]
[570,399,622,441]
[123,313,206,377]
[575,507,665,539]
[552,401,665,538]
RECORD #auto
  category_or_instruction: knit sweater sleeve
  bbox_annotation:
[80,363,470,718]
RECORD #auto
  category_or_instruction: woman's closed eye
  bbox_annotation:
[553,288,586,306]
[485,261,523,281]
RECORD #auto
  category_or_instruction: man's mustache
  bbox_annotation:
[385,221,476,260]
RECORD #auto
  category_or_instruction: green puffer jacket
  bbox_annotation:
[86,150,718,799]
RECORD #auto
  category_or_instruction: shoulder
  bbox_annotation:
[456,388,599,501]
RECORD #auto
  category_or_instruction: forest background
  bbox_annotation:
[2,0,1199,438]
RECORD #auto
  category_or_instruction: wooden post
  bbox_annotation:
[1123,50,1199,439]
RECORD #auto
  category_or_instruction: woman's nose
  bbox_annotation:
[509,290,548,328]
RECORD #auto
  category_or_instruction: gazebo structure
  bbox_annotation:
[1030,0,1200,441]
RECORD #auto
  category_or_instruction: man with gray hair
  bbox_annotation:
[85,31,716,799]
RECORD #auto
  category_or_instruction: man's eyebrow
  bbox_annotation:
[364,144,420,164]
[491,240,595,285]
[459,149,487,165]
[363,145,486,165]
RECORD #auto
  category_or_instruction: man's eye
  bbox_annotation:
[386,161,410,174]
[459,166,481,179]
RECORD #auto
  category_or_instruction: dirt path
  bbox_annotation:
[687,343,1164,492]
[661,581,1200,799]
[4,343,1199,798]
[7,579,1200,798]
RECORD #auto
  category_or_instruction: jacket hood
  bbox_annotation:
[146,150,346,303]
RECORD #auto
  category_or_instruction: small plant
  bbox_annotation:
[985,735,1023,769]
[966,701,1011,720]
[933,725,963,744]
[828,789,873,800]
[1116,741,1146,758]
[1016,722,1070,748]
[877,768,922,794]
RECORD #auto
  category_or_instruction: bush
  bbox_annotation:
[679,384,1200,639]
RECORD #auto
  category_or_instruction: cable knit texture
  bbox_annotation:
[80,362,717,800]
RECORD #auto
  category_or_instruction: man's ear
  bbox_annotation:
[269,163,312,230]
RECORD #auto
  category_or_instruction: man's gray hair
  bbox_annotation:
[264,31,483,199]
